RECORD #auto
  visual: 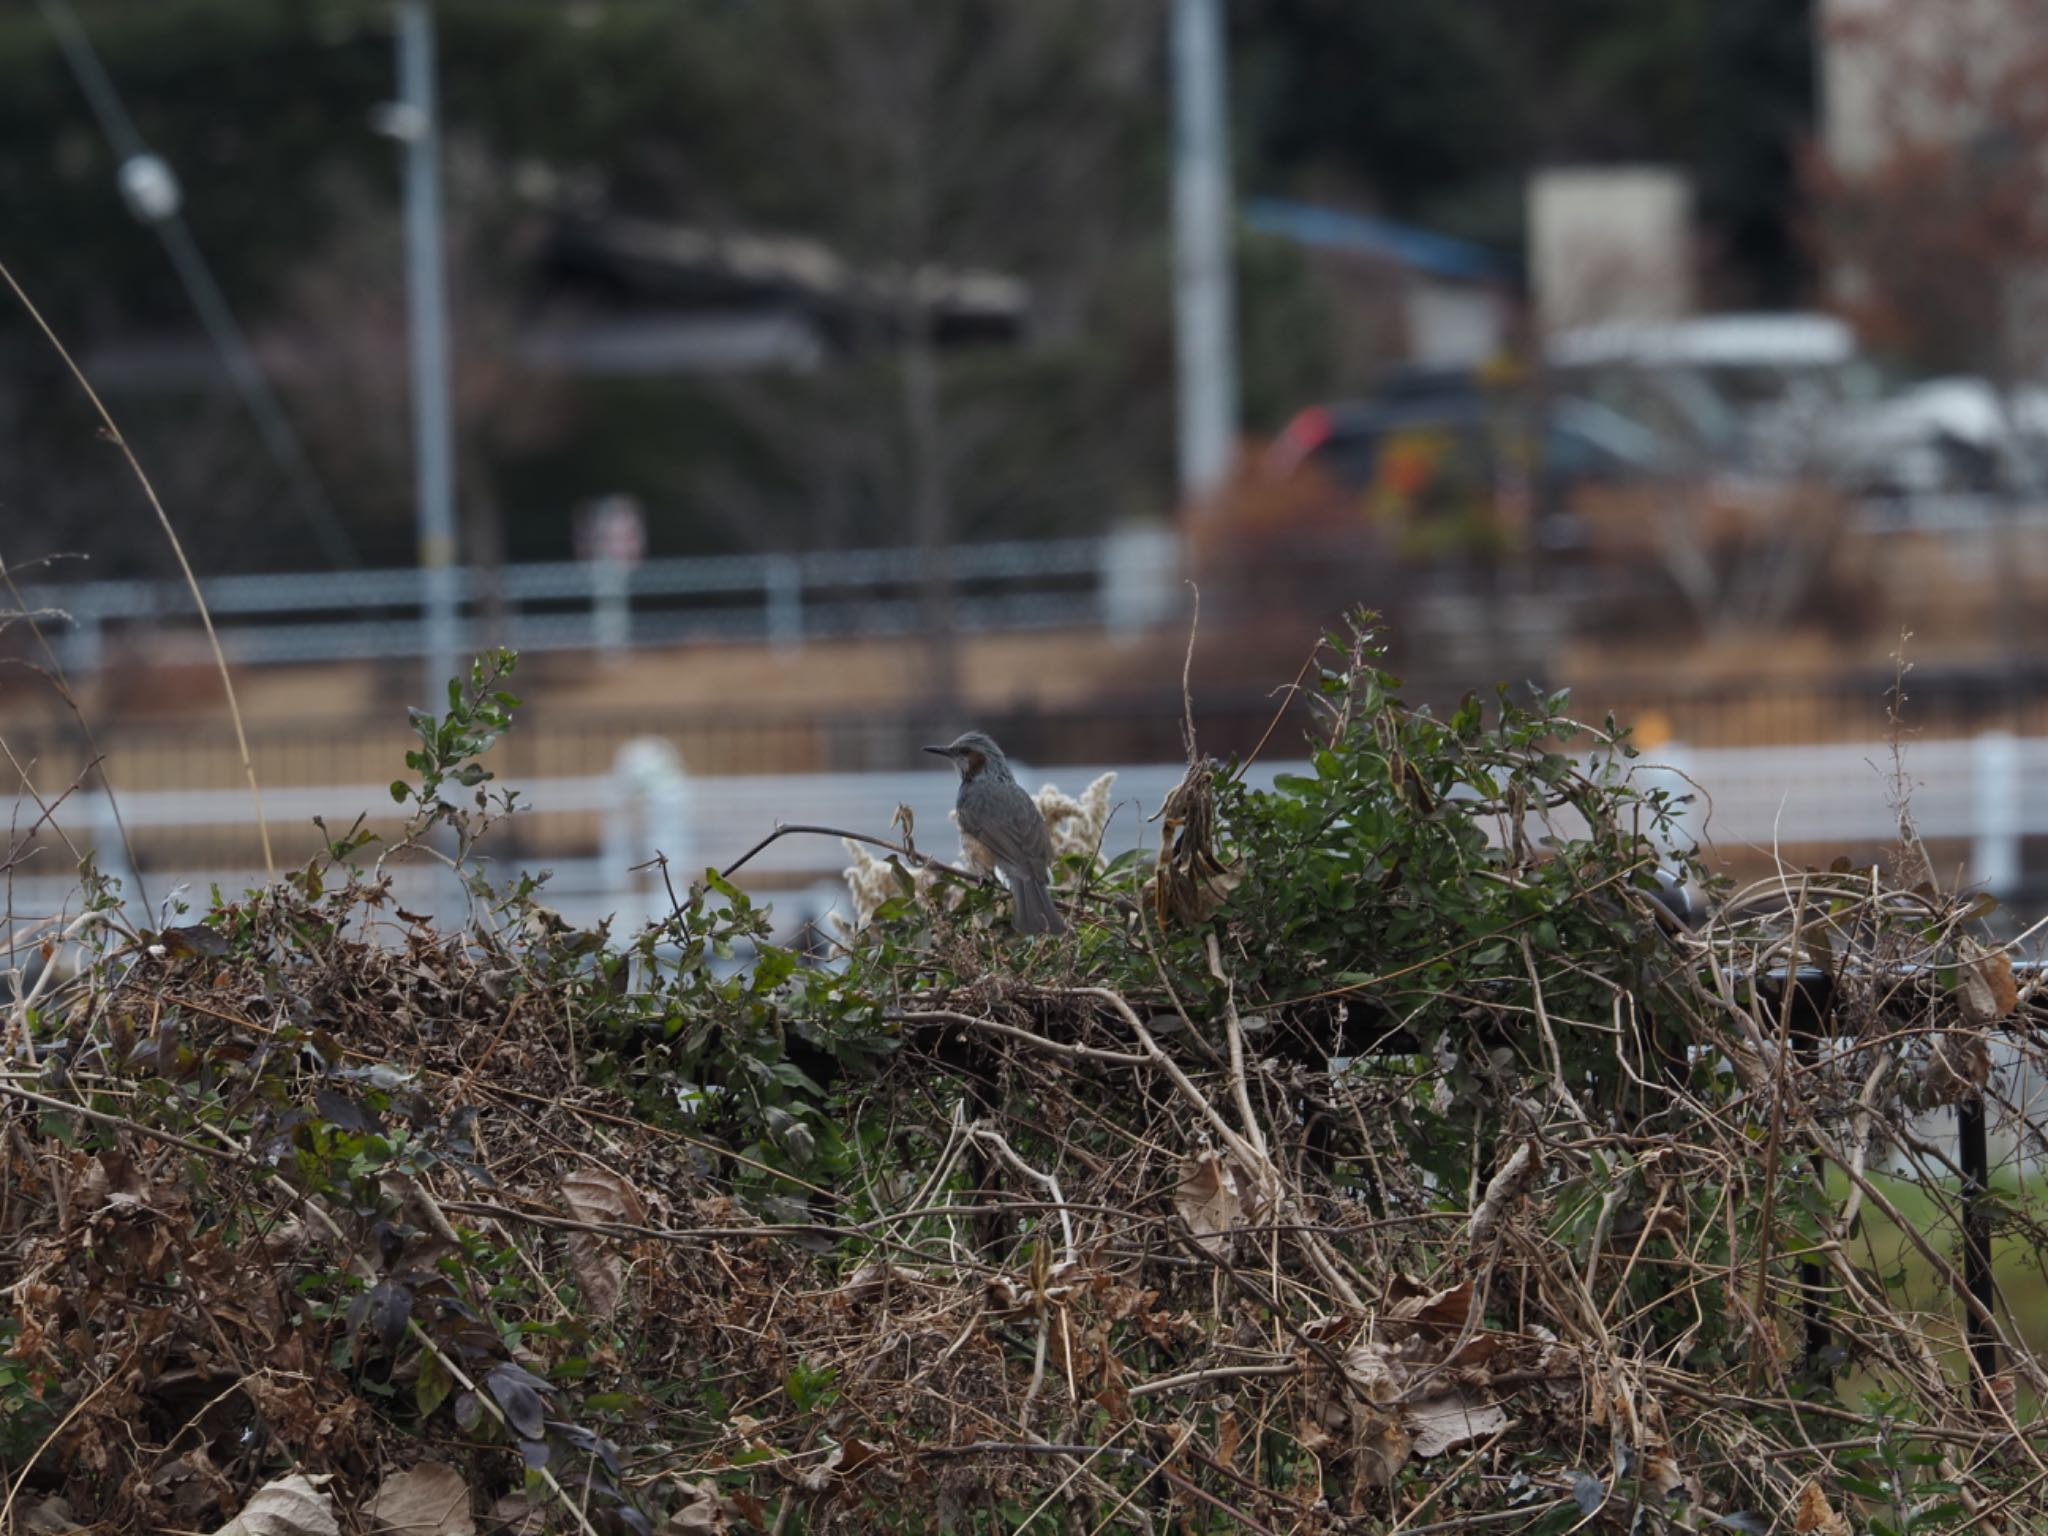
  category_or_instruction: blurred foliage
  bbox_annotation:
[1235,0,1815,303]
[0,0,1812,576]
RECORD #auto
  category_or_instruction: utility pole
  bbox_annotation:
[1170,0,1239,507]
[394,0,461,707]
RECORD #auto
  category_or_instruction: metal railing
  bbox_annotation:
[14,530,1184,671]
[8,729,2048,933]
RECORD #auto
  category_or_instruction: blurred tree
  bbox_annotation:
[0,0,1820,593]
[264,151,575,627]
[1233,0,1815,304]
[1816,1,2048,383]
[0,0,1176,596]
[655,0,1165,705]
[0,0,705,575]
[1815,0,2048,676]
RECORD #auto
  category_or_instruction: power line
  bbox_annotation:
[35,0,361,569]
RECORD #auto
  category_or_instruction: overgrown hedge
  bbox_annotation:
[2,619,2040,1535]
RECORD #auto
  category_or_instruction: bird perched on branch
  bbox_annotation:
[924,731,1065,935]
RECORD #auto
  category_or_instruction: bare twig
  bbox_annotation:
[719,822,988,884]
[0,262,272,879]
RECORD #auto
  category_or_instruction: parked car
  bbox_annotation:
[1826,376,2048,522]
[1264,377,1672,554]
[1547,312,1876,475]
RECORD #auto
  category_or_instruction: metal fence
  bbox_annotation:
[8,730,2048,938]
[15,530,1184,671]
[6,753,1265,941]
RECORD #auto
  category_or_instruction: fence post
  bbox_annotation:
[1973,729,2021,896]
[1955,726,2008,1392]
[765,555,803,649]
[1101,524,1180,635]
[602,738,691,927]
[1958,1095,2000,1390]
[66,603,105,675]
[590,556,630,657]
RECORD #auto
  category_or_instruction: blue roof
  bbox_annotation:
[1244,197,1510,283]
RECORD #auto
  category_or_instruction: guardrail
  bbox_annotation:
[14,530,1184,671]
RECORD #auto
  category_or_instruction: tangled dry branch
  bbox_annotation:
[3,629,2046,1535]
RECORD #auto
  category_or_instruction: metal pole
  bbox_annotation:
[1170,0,1239,506]
[397,0,461,706]
[1958,1094,2000,1389]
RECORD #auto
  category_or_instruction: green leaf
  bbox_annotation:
[415,1342,454,1419]
[390,781,410,804]
[769,1060,824,1095]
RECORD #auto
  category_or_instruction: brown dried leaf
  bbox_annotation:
[1444,1330,1512,1371]
[1215,1410,1241,1471]
[1403,1391,1509,1458]
[792,1437,886,1490]
[837,1260,920,1306]
[84,1149,148,1208]
[1983,1370,2018,1420]
[1793,1479,1852,1536]
[1921,1032,1994,1105]
[1342,1339,1404,1405]
[1386,1278,1475,1336]
[1295,1416,1338,1456]
[1350,1409,1414,1491]
[365,1462,475,1536]
[211,1473,340,1536]
[1642,1448,1692,1503]
[661,1479,738,1532]
[559,1168,647,1321]
[1151,764,1240,924]
[560,1166,649,1227]
[1174,1151,1241,1254]
[1958,938,2019,1024]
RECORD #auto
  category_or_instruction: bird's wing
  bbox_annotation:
[967,785,1055,872]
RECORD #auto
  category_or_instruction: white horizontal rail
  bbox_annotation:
[58,763,1257,877]
[13,530,1185,670]
[10,733,2043,930]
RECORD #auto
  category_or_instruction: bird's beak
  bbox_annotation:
[922,744,952,757]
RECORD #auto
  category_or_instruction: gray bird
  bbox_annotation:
[924,731,1065,935]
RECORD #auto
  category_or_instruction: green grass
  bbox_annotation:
[1826,1163,2048,1404]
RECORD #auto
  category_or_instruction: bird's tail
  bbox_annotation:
[1009,871,1066,936]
